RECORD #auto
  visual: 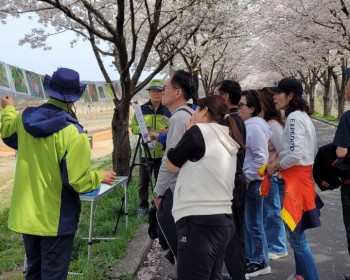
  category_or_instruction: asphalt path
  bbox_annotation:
[138,118,350,280]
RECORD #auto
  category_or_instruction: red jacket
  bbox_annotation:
[260,165,322,239]
[281,165,321,238]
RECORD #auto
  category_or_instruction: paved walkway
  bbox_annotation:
[135,119,350,280]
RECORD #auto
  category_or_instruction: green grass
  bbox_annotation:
[0,154,145,280]
[313,111,339,125]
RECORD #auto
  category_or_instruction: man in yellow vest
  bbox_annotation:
[130,79,171,217]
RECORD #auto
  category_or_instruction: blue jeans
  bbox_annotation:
[263,176,287,254]
[244,180,270,266]
[285,225,319,280]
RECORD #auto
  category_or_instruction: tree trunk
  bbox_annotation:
[309,83,316,113]
[111,97,132,176]
[323,85,332,116]
[192,69,199,100]
[323,70,332,116]
[337,96,345,118]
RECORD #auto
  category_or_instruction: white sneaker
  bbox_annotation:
[268,252,288,260]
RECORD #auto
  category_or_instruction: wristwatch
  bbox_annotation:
[153,192,164,199]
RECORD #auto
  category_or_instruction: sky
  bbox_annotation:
[0,15,117,82]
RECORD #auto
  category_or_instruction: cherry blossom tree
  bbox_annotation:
[238,0,350,116]
[0,0,222,175]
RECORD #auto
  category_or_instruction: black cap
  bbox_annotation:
[268,78,303,96]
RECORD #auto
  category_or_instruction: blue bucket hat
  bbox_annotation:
[43,68,86,102]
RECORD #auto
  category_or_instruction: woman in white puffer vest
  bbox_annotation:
[166,94,244,280]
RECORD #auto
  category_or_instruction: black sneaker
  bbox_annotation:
[344,275,350,280]
[246,263,271,277]
[222,274,232,280]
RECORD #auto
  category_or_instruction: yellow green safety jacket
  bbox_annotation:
[1,99,103,236]
[130,101,170,159]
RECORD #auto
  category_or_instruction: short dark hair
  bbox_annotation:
[216,80,242,105]
[241,90,262,117]
[171,70,194,101]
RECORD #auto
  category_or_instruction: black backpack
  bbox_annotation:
[313,143,350,191]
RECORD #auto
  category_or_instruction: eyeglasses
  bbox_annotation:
[237,102,249,109]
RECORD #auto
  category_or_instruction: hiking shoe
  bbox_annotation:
[137,207,148,218]
[246,263,271,277]
[268,252,288,260]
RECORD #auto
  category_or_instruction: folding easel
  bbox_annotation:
[113,133,154,233]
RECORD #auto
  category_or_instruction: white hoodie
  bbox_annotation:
[243,116,272,182]
[172,123,240,222]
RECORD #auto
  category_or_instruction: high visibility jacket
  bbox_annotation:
[1,99,103,236]
[130,101,170,159]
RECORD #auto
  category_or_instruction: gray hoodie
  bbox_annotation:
[243,116,272,182]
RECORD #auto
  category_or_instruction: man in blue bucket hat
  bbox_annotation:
[1,67,116,279]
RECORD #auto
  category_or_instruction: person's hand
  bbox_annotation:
[101,170,117,185]
[149,131,159,140]
[266,164,278,175]
[154,197,162,209]
[159,128,168,135]
[1,96,14,109]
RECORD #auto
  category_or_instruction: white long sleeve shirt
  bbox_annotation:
[279,111,317,169]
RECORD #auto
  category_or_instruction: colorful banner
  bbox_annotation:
[87,84,99,102]
[81,87,92,102]
[105,84,115,100]
[0,63,10,89]
[97,84,107,100]
[9,66,28,94]
[0,60,120,102]
[25,70,45,98]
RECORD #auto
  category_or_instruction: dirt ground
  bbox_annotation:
[0,114,114,211]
